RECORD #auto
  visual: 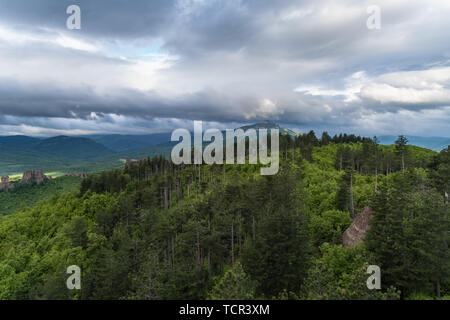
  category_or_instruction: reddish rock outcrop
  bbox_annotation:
[20,169,49,184]
[65,173,88,179]
[1,170,52,192]
[342,206,373,247]
[0,176,13,191]
[125,158,147,169]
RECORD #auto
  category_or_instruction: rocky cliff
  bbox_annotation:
[20,169,49,184]
[342,206,373,247]
[0,176,13,191]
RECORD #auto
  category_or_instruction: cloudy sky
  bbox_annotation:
[0,0,450,137]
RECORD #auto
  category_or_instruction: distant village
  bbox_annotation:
[0,170,87,192]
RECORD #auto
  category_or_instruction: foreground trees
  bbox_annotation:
[0,135,447,300]
[301,243,400,300]
[242,181,311,297]
[366,171,450,298]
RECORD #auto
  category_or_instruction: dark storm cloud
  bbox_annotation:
[0,0,175,39]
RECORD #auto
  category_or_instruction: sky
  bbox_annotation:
[0,0,449,137]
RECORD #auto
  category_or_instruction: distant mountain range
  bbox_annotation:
[0,135,41,148]
[0,122,448,176]
[0,135,114,159]
[86,133,172,152]
[34,136,114,159]
[85,121,296,152]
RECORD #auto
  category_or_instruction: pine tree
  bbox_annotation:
[366,171,450,298]
[395,135,409,174]
[208,262,257,300]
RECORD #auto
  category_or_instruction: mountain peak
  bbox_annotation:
[239,121,297,137]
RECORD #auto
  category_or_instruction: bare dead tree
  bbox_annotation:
[231,223,234,266]
[164,187,168,213]
[350,171,355,219]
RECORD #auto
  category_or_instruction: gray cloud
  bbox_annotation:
[0,0,175,39]
[0,0,449,137]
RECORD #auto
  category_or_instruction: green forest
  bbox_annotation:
[0,133,448,300]
[0,176,82,215]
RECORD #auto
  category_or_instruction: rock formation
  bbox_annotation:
[20,169,49,184]
[342,206,373,247]
[65,173,88,179]
[1,170,52,192]
[125,158,147,169]
[0,176,13,191]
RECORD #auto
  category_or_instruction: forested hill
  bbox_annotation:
[0,134,448,300]
[0,176,82,215]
